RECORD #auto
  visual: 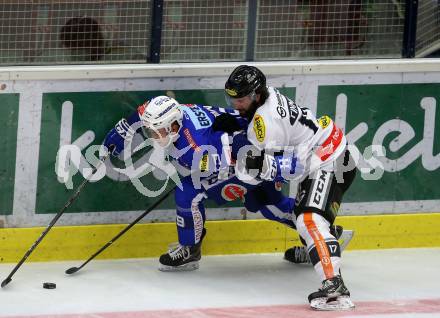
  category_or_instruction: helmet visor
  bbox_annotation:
[225,90,256,108]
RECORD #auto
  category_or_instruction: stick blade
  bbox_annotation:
[1,277,12,288]
[65,267,79,275]
[339,230,355,252]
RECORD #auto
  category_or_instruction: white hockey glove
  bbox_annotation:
[246,152,298,183]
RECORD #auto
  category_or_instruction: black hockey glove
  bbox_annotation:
[245,150,277,181]
[212,113,242,134]
[245,150,264,171]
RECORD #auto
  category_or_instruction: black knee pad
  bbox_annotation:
[308,239,341,266]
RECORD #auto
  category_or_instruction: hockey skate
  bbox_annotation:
[284,244,310,264]
[284,225,354,264]
[158,229,206,272]
[308,275,355,311]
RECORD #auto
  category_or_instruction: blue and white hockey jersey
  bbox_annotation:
[104,103,296,246]
[165,104,296,245]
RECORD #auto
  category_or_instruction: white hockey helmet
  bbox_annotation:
[138,96,183,146]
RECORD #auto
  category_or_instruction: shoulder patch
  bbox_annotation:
[253,114,266,143]
[318,115,332,129]
[199,153,209,172]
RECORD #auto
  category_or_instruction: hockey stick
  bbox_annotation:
[1,153,109,288]
[65,185,175,275]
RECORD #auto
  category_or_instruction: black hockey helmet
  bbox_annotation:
[225,65,266,98]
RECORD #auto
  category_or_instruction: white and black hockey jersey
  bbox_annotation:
[247,87,347,178]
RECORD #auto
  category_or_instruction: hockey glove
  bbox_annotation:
[246,152,297,183]
[103,111,140,156]
[212,113,243,134]
[271,154,298,182]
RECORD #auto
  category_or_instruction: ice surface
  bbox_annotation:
[0,248,439,318]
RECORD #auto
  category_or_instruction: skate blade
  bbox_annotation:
[158,261,199,272]
[339,230,354,252]
[310,295,355,311]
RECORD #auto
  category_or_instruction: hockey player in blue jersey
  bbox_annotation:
[102,95,302,271]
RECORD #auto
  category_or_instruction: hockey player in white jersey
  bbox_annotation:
[215,65,357,310]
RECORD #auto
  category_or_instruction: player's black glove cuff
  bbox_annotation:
[245,150,264,171]
[244,150,267,181]
[212,113,242,134]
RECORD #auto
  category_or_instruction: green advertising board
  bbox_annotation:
[317,83,440,204]
[0,94,19,215]
[36,88,296,214]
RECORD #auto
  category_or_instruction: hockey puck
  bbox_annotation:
[43,282,56,289]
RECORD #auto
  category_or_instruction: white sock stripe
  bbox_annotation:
[191,192,207,243]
